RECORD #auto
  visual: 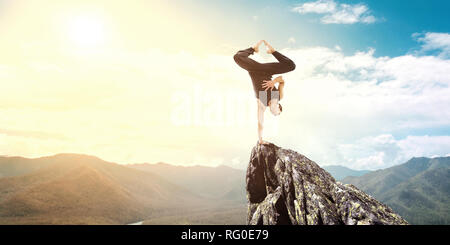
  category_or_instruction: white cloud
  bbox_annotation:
[288,37,296,44]
[414,32,450,58]
[274,34,450,170]
[292,0,336,14]
[355,152,385,170]
[292,0,377,24]
[336,135,450,170]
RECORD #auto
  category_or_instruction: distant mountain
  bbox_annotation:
[0,154,226,224]
[0,155,56,178]
[322,165,371,181]
[128,162,246,203]
[343,157,450,225]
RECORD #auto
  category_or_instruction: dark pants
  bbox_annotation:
[233,47,296,106]
[234,47,296,74]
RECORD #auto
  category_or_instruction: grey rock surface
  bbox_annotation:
[246,142,408,225]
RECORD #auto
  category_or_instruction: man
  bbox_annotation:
[233,40,296,144]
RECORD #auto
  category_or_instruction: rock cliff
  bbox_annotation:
[246,142,408,225]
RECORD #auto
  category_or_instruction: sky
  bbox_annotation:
[0,0,449,170]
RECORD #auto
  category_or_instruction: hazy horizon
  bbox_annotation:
[1,151,449,172]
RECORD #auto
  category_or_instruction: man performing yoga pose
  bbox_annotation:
[233,40,296,144]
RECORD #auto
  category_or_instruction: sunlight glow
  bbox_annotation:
[68,15,105,46]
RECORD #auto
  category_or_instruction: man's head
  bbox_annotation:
[269,99,282,116]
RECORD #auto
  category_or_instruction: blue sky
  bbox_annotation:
[177,0,450,57]
[0,0,449,170]
[174,0,450,169]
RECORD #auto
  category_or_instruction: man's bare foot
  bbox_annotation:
[263,40,275,54]
[252,40,263,53]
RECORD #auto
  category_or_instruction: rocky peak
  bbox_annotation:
[246,142,408,225]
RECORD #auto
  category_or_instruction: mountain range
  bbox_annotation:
[128,162,246,202]
[0,154,244,224]
[322,165,371,181]
[343,157,450,225]
[0,153,448,224]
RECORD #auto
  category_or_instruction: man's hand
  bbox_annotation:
[262,76,284,91]
[252,40,264,53]
[263,40,275,54]
[258,139,270,145]
[262,79,276,91]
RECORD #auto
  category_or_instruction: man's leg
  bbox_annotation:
[234,48,295,74]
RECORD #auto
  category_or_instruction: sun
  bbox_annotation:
[68,15,105,47]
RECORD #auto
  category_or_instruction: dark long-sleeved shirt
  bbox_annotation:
[233,47,296,106]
